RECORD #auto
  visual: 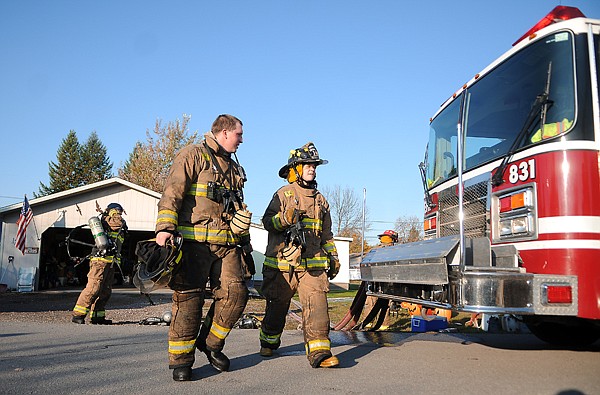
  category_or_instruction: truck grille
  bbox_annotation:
[437,179,488,238]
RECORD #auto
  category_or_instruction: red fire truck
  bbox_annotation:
[360,6,600,345]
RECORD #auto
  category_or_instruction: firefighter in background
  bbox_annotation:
[72,203,127,325]
[333,230,398,331]
[259,142,340,369]
[155,114,253,382]
[360,230,398,330]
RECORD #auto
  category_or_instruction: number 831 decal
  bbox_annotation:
[508,158,536,184]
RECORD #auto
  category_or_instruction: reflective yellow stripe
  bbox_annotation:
[90,256,113,263]
[306,339,331,354]
[186,183,209,197]
[263,256,329,271]
[302,218,322,231]
[90,256,114,263]
[73,305,89,315]
[157,209,178,226]
[186,183,242,197]
[259,329,281,345]
[107,231,124,243]
[322,241,337,254]
[210,322,231,340]
[271,214,285,231]
[168,339,196,355]
[178,226,241,244]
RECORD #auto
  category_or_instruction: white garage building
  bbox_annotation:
[0,178,350,291]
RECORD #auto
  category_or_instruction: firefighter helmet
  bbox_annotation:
[133,234,183,293]
[378,230,399,243]
[106,203,124,213]
[279,142,328,179]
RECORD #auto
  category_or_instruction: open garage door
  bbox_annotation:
[38,227,154,290]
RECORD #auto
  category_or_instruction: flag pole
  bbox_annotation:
[361,188,366,258]
[25,195,41,241]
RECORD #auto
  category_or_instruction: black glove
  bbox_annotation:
[327,256,340,280]
[241,243,255,277]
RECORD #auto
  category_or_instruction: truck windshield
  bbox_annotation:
[426,31,575,189]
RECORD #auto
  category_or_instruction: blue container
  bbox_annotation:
[411,316,448,332]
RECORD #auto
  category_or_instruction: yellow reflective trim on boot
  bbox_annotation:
[73,305,89,315]
[210,322,231,340]
[259,329,281,345]
[168,339,197,355]
[306,339,331,354]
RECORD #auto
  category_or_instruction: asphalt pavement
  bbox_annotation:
[1,320,599,395]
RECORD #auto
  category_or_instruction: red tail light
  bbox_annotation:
[545,285,573,304]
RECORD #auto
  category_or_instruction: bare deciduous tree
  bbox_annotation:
[321,185,371,253]
[394,215,423,243]
[118,115,199,192]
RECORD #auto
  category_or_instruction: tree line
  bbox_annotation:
[36,114,422,250]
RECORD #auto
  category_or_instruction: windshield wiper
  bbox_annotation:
[492,62,553,187]
[419,160,436,209]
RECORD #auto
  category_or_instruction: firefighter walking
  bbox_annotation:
[72,203,127,325]
[155,114,254,382]
[259,142,340,368]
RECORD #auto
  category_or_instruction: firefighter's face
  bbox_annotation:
[301,163,317,182]
[220,123,244,153]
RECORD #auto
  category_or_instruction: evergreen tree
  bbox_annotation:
[81,131,113,184]
[37,130,82,196]
[37,130,114,197]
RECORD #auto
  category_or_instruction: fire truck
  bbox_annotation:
[360,6,600,345]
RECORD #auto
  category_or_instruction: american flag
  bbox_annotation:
[15,196,34,255]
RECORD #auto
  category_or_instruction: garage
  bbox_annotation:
[0,178,161,291]
[0,177,351,291]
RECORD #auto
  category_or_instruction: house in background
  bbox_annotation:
[0,178,351,291]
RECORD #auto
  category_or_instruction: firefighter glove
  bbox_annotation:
[281,243,301,266]
[231,208,252,234]
[281,208,305,228]
[327,255,340,280]
[242,243,255,276]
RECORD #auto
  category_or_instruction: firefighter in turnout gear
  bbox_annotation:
[155,114,253,382]
[259,142,340,368]
[361,230,398,330]
[72,203,127,325]
[332,230,398,332]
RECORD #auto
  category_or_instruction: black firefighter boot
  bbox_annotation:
[172,366,192,381]
[196,338,230,372]
[195,311,230,372]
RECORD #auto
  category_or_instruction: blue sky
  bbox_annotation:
[1,1,598,244]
